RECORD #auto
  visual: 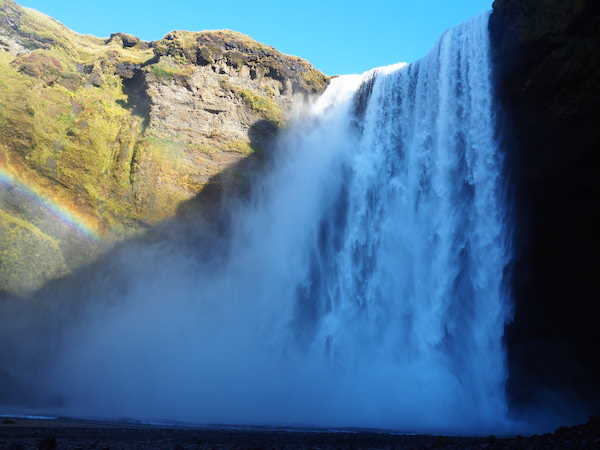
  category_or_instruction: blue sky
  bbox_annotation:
[21,0,493,75]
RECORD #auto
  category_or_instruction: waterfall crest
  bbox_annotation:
[45,12,513,433]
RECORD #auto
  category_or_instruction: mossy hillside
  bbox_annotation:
[0,0,330,297]
[0,0,165,240]
[0,49,149,236]
[0,209,70,296]
[1,0,151,67]
[128,131,200,224]
[0,1,328,239]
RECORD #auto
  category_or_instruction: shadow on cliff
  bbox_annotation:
[490,0,600,423]
[153,119,281,263]
[0,119,282,408]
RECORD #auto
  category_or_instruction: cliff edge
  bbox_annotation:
[0,0,328,295]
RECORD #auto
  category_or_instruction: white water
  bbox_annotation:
[40,12,513,433]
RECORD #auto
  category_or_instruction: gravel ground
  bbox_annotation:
[0,416,598,449]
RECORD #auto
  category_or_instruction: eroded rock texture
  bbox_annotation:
[0,0,328,295]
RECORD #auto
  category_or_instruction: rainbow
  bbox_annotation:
[0,166,101,241]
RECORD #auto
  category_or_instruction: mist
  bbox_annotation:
[0,13,550,435]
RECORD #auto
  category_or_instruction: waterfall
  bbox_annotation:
[42,12,513,433]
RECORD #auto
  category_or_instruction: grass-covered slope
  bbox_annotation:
[0,0,329,296]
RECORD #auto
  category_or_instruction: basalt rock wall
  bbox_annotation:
[490,0,600,416]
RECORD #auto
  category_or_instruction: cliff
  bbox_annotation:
[490,0,600,416]
[0,0,328,296]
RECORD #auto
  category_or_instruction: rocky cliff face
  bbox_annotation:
[490,0,600,416]
[0,0,328,296]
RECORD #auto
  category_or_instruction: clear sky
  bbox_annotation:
[20,0,493,75]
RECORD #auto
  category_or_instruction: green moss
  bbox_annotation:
[12,51,63,84]
[146,59,193,82]
[152,30,204,64]
[108,32,140,48]
[299,68,330,94]
[0,39,151,237]
[218,79,284,125]
[148,63,174,81]
[263,85,276,97]
[56,107,75,128]
[0,0,327,298]
[122,132,196,223]
[225,140,257,154]
[147,62,175,81]
[186,143,218,154]
[0,209,70,297]
[238,89,283,125]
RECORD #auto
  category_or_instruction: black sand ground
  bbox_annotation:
[0,416,599,449]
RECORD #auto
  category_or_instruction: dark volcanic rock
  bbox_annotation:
[490,0,600,416]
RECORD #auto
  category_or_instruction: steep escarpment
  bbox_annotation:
[0,0,328,296]
[490,0,600,416]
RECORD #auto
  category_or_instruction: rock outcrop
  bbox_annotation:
[490,0,600,415]
[0,0,328,296]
